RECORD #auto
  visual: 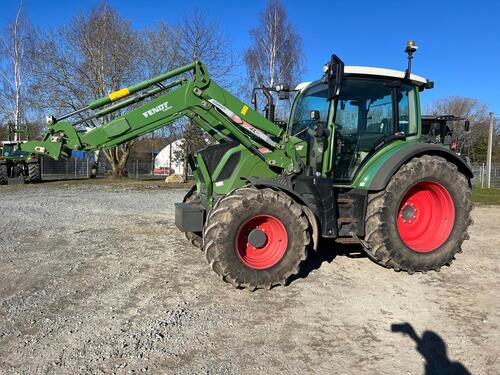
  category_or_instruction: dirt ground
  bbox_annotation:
[0,180,498,374]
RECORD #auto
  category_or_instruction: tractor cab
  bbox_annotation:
[1,141,30,159]
[289,66,431,181]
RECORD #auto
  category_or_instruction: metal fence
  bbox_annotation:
[471,163,500,188]
[40,155,164,180]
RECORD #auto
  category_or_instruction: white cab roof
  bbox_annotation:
[295,66,428,91]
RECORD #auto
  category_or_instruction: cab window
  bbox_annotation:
[398,84,417,135]
[290,85,329,140]
[333,78,394,180]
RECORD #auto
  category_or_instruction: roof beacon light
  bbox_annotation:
[404,40,418,79]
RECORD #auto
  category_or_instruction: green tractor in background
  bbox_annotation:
[2,41,473,289]
[0,124,42,185]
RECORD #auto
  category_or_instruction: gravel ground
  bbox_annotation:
[0,180,499,374]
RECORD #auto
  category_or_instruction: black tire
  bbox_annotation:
[203,187,311,290]
[28,161,42,183]
[0,163,8,185]
[364,155,473,273]
[183,186,203,250]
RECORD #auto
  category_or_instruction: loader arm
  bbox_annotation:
[9,61,299,173]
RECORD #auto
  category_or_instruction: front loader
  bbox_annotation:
[2,41,473,290]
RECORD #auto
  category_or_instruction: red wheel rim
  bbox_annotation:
[397,181,455,253]
[236,215,288,269]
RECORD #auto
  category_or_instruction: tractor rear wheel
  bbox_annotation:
[364,155,473,273]
[0,163,7,185]
[28,161,41,183]
[183,186,203,250]
[203,187,311,290]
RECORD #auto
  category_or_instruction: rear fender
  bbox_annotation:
[367,144,473,191]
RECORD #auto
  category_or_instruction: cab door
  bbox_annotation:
[331,78,417,183]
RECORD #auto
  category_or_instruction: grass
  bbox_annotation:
[472,188,500,205]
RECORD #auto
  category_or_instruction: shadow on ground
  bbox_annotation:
[392,322,471,375]
[288,241,367,285]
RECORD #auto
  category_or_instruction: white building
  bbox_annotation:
[154,139,184,175]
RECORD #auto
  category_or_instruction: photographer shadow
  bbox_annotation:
[391,322,471,375]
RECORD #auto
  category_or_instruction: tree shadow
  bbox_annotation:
[391,322,471,375]
[287,240,367,285]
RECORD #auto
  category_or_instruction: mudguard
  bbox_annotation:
[369,143,473,191]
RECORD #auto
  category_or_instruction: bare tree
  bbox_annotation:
[141,22,180,78]
[427,96,491,162]
[0,3,37,141]
[140,22,181,153]
[170,11,237,181]
[244,0,304,92]
[175,10,236,86]
[34,3,142,177]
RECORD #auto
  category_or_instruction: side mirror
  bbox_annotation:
[326,54,345,101]
[464,120,470,132]
[310,110,321,121]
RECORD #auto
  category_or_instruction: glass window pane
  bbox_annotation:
[290,86,329,140]
[333,78,394,180]
[398,85,416,135]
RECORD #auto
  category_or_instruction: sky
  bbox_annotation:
[1,0,499,114]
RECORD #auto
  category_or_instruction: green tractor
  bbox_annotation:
[2,41,473,289]
[0,119,42,185]
[0,143,42,185]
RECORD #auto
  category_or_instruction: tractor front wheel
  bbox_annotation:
[364,155,473,273]
[203,187,311,290]
[28,161,41,183]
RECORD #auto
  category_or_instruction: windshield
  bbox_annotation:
[290,84,329,139]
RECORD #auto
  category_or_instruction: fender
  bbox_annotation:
[369,143,473,191]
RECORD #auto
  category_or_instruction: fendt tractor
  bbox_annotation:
[1,42,473,289]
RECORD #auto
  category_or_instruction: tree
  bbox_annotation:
[244,0,304,117]
[34,3,142,177]
[427,96,493,162]
[139,22,182,162]
[175,11,236,86]
[0,3,38,142]
[170,11,237,181]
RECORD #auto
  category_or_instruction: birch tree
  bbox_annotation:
[244,0,304,92]
[0,4,37,141]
